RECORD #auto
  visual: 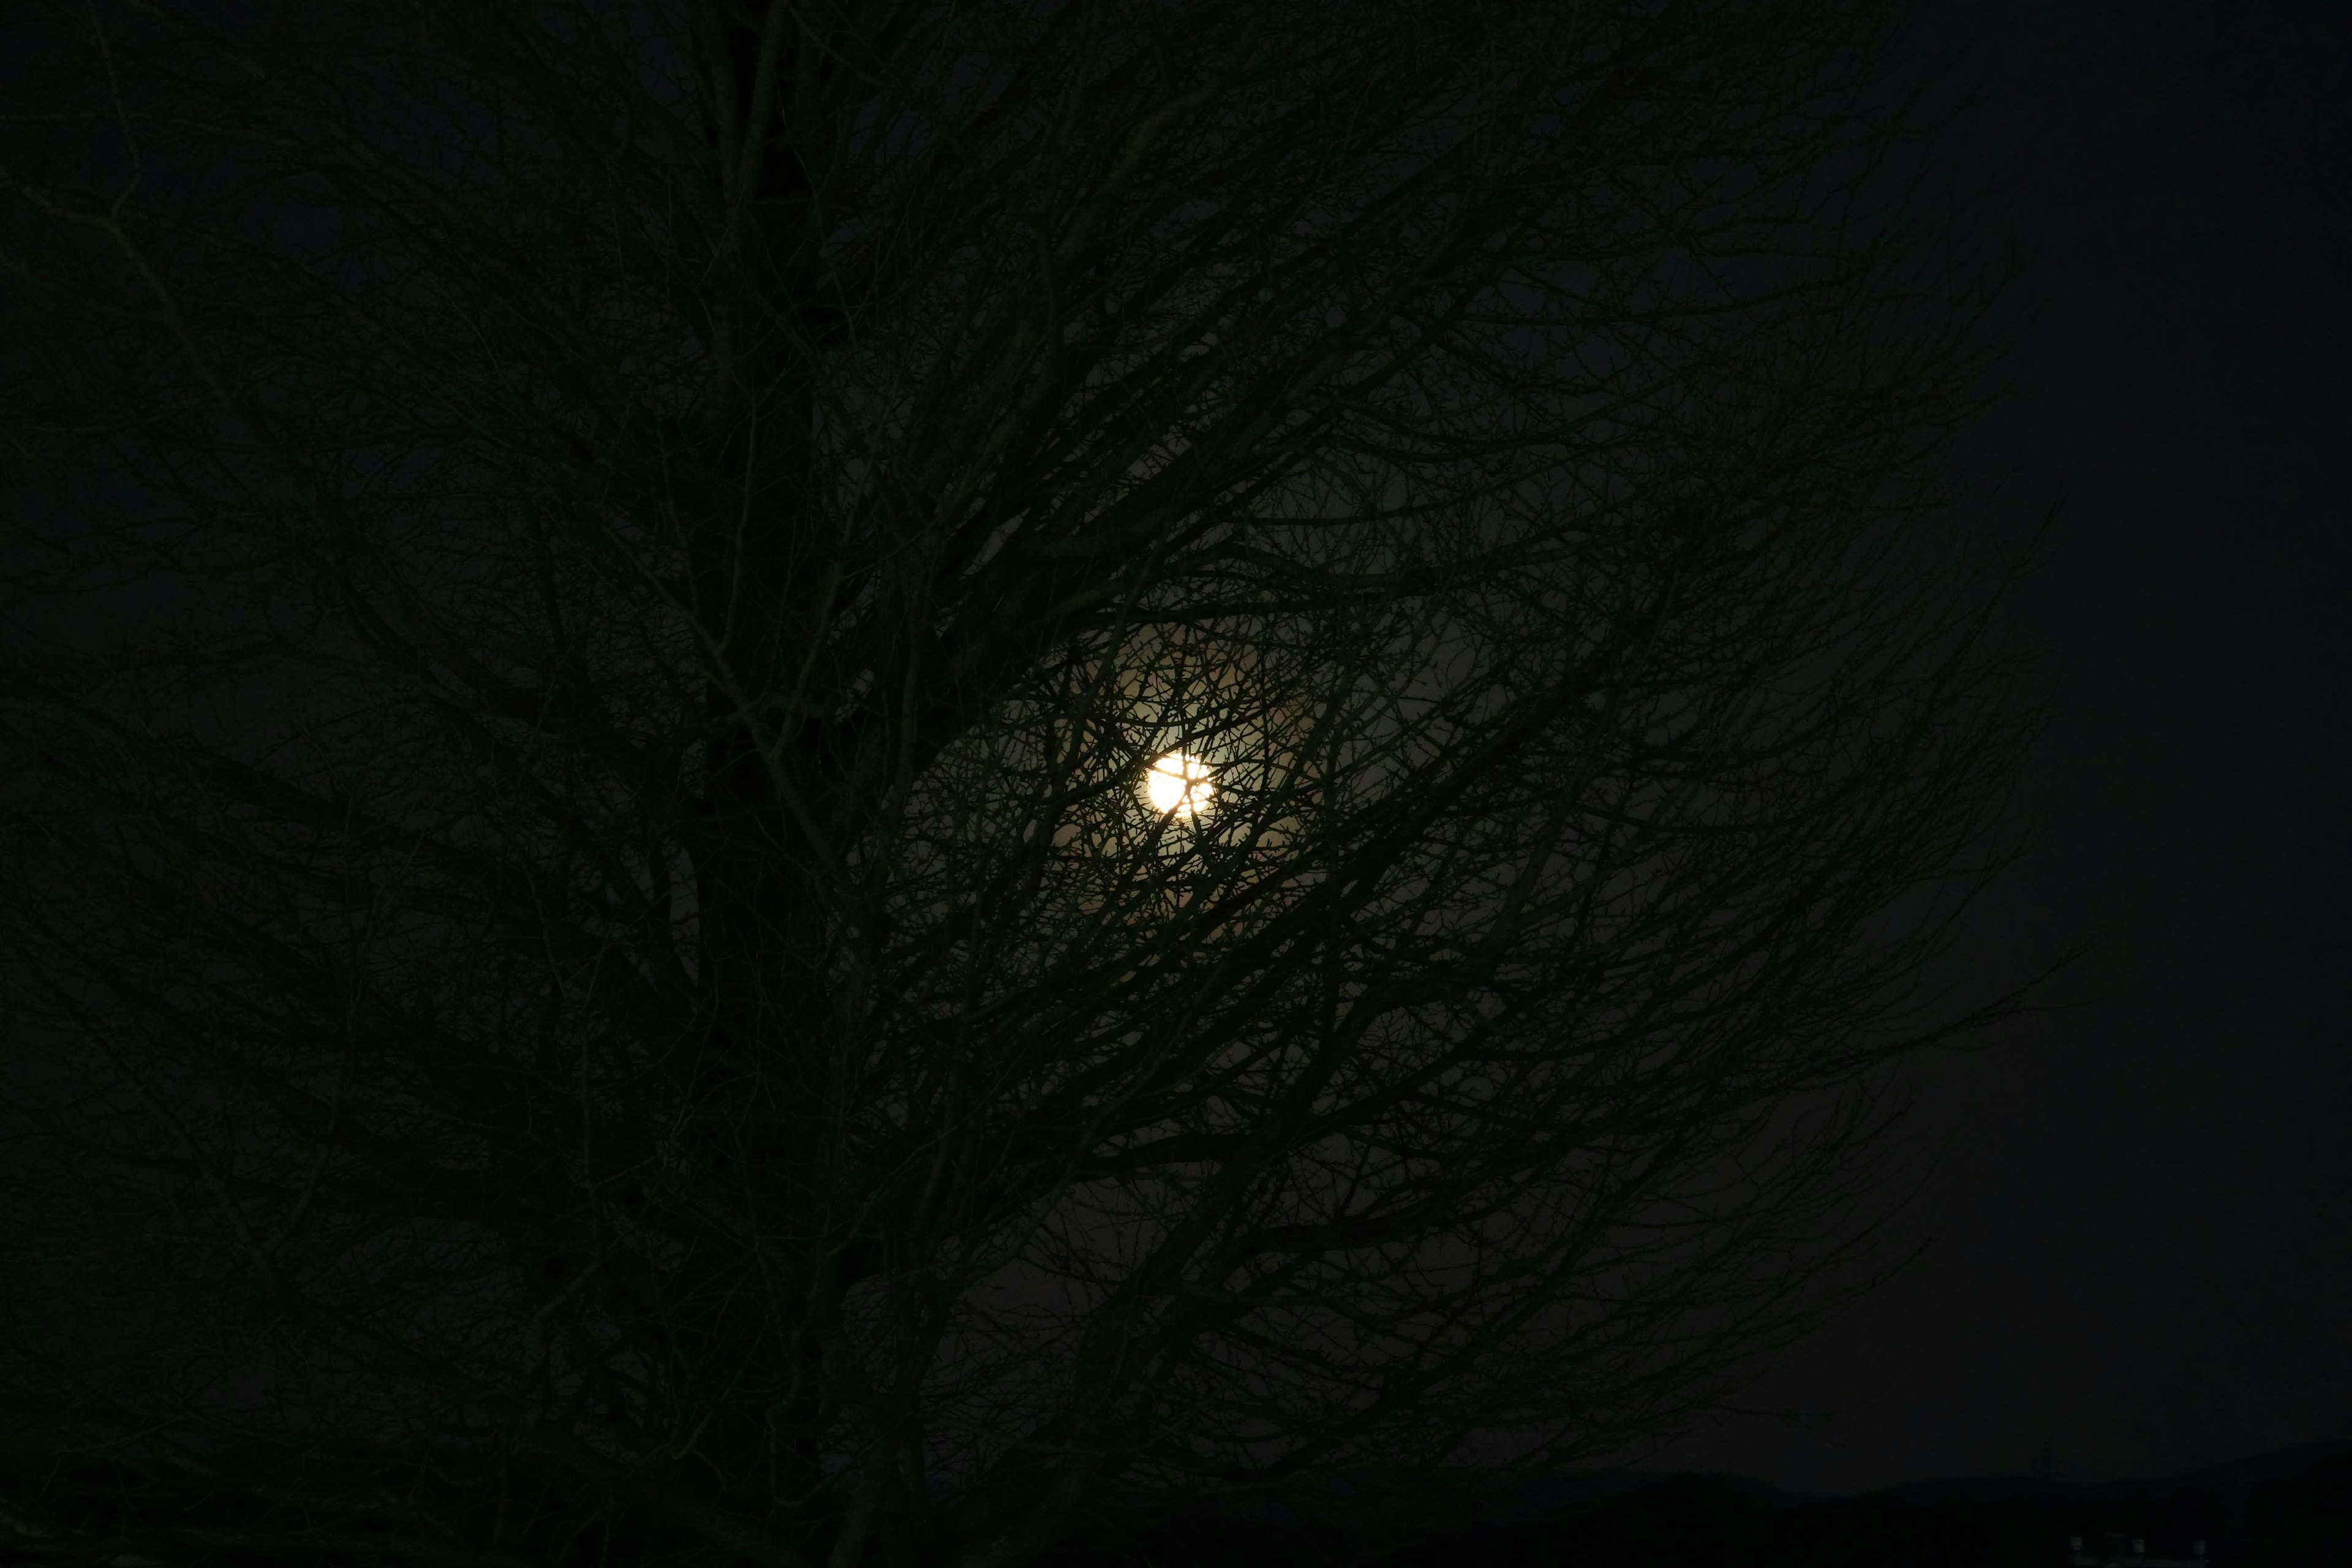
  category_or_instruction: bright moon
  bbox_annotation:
[1144,751,1213,816]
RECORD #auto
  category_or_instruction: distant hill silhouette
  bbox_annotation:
[1041,1441,2352,1568]
[2,1440,2343,1564]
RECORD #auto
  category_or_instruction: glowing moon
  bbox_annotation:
[1144,750,1213,816]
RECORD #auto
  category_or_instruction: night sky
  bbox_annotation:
[7,0,2345,1522]
[1638,0,2352,1495]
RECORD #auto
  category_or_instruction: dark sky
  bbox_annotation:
[1638,0,2352,1494]
[8,0,2343,1514]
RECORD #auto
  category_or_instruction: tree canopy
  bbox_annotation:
[0,2,2047,1565]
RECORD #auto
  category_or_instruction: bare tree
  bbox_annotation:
[0,1,2048,1564]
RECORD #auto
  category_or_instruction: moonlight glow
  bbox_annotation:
[1144,751,1214,817]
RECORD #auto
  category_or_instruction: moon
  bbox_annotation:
[1144,750,1213,817]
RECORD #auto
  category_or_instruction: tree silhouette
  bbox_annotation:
[0,2,2048,1564]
